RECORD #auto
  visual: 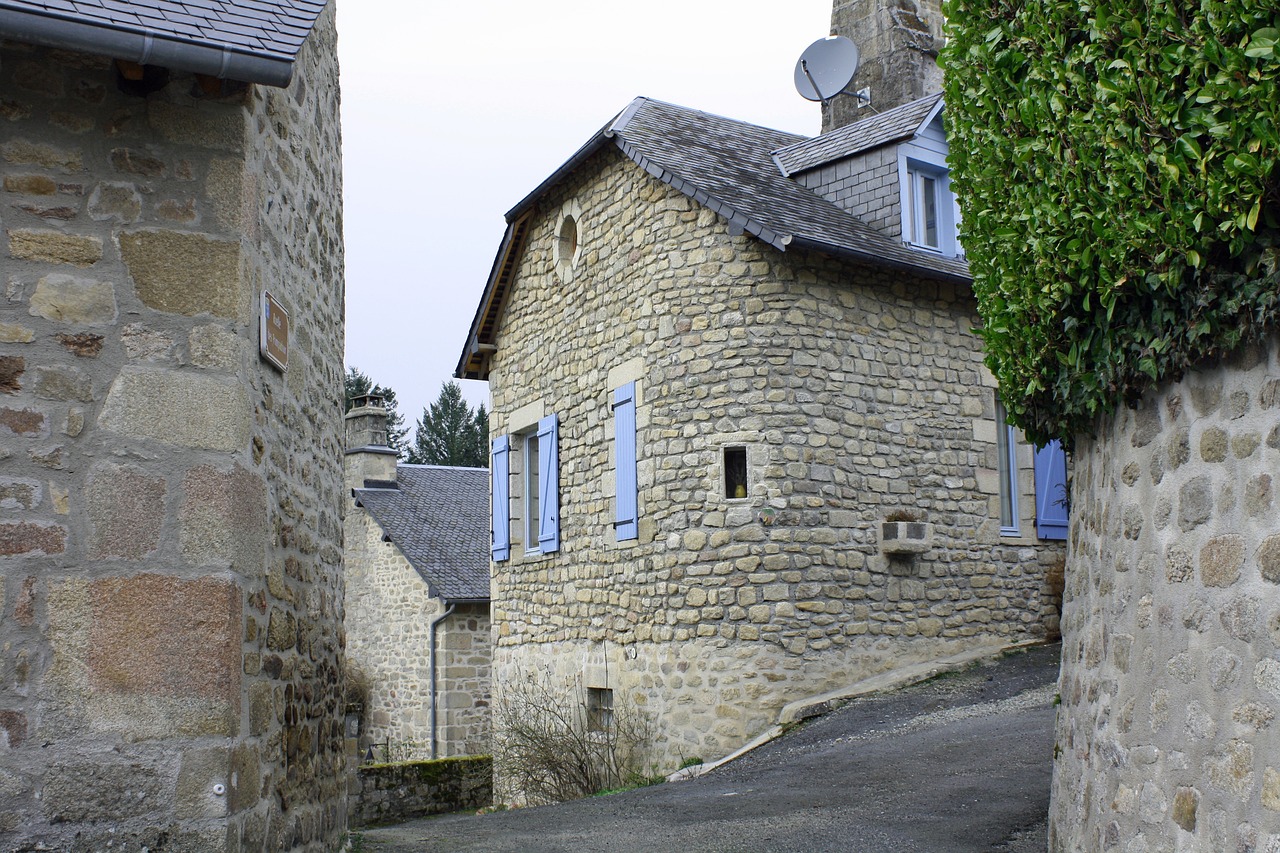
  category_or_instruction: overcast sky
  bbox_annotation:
[337,0,834,428]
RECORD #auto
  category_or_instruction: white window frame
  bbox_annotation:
[995,399,1020,536]
[897,143,961,257]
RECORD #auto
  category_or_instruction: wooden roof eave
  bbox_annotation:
[455,211,532,381]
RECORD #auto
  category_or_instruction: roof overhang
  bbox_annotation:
[0,5,299,87]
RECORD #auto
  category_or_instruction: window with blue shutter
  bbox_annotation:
[491,435,510,561]
[1034,440,1068,540]
[537,414,560,553]
[614,383,638,541]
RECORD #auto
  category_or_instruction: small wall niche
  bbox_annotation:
[724,446,748,499]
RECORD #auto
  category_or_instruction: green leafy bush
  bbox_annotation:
[942,0,1280,445]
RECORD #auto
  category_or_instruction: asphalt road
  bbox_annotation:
[357,643,1060,853]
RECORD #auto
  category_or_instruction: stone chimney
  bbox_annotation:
[344,394,398,490]
[823,0,944,132]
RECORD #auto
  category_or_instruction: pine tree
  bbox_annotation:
[343,366,408,456]
[407,381,488,467]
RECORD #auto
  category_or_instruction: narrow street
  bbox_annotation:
[358,643,1060,852]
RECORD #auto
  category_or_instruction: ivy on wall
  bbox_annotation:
[941,0,1280,446]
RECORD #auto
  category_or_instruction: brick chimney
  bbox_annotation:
[823,0,944,132]
[344,394,398,490]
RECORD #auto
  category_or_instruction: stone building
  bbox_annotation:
[1049,339,1280,850]
[457,84,1069,785]
[0,2,347,850]
[344,397,491,760]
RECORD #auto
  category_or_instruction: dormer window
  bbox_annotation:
[899,154,961,257]
[906,166,942,250]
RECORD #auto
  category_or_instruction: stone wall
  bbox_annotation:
[344,496,491,758]
[1050,336,1280,851]
[486,147,1062,783]
[825,0,944,130]
[0,4,348,850]
[349,756,492,829]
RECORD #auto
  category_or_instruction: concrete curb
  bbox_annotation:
[666,639,1046,783]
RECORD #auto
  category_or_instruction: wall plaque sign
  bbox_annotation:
[260,291,289,371]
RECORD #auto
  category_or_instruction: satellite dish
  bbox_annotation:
[794,35,860,102]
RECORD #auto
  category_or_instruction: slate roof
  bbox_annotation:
[354,465,490,603]
[773,93,945,176]
[0,0,323,58]
[458,95,969,380]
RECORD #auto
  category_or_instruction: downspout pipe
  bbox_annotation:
[428,602,456,760]
[0,7,295,87]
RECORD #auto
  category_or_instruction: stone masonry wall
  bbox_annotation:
[344,498,491,758]
[487,148,1062,780]
[825,0,944,131]
[1050,335,1280,852]
[0,4,347,850]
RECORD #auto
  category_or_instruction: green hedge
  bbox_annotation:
[941,0,1280,445]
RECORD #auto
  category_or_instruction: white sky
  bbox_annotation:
[337,0,834,426]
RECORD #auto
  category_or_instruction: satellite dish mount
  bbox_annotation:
[794,35,871,108]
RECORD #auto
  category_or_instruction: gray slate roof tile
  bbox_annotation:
[773,93,944,176]
[353,465,490,603]
[0,0,322,59]
[609,97,967,281]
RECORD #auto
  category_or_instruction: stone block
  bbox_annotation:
[0,408,44,436]
[0,356,24,394]
[1,139,83,172]
[1205,739,1253,795]
[0,478,42,510]
[1178,477,1213,532]
[180,464,267,570]
[1172,786,1198,832]
[0,323,35,343]
[28,273,117,325]
[109,147,166,176]
[148,100,246,152]
[42,757,172,823]
[99,368,250,451]
[8,229,101,266]
[189,324,244,370]
[1263,767,1280,812]
[4,175,56,195]
[1199,535,1244,587]
[0,710,26,750]
[0,521,66,555]
[33,365,92,401]
[86,463,165,559]
[176,746,230,820]
[1257,535,1280,584]
[85,574,240,703]
[1200,427,1229,462]
[118,230,244,319]
[206,158,246,230]
[88,182,142,222]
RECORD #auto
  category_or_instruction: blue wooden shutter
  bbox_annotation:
[491,436,510,560]
[537,414,560,553]
[1034,439,1068,540]
[614,383,638,541]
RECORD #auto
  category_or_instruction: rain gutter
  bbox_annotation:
[0,6,296,87]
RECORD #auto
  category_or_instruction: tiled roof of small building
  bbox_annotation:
[772,93,944,176]
[0,0,323,58]
[354,466,490,603]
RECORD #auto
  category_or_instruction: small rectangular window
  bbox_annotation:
[996,399,1019,535]
[724,446,747,499]
[586,687,613,733]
